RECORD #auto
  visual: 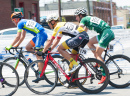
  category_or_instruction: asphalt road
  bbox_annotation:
[11,84,130,96]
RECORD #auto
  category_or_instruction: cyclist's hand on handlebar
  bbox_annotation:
[35,51,44,56]
[13,44,19,47]
[5,45,12,51]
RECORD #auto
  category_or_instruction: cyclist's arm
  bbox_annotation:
[15,30,26,46]
[42,37,54,53]
[51,37,61,51]
[11,31,21,46]
[79,25,89,32]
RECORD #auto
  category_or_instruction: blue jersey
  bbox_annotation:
[17,19,44,36]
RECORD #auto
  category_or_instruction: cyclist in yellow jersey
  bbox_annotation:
[35,13,89,84]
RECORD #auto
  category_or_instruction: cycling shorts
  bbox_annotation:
[30,30,48,48]
[97,28,115,49]
[62,31,89,54]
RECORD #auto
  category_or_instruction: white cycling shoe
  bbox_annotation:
[68,64,81,74]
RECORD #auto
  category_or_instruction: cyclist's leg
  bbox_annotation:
[26,37,35,52]
[97,29,114,84]
[87,36,106,84]
[87,36,98,57]
[32,31,48,82]
[35,31,48,71]
[97,28,115,62]
[58,31,89,73]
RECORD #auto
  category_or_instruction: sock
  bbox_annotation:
[100,66,106,76]
[69,58,78,66]
[38,71,42,78]
[69,62,73,71]
[39,71,42,74]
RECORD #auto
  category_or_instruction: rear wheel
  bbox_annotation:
[76,58,109,94]
[105,54,130,88]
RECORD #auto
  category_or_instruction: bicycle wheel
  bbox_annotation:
[0,62,19,96]
[3,57,27,86]
[105,54,130,88]
[51,55,70,86]
[24,60,58,95]
[75,58,109,94]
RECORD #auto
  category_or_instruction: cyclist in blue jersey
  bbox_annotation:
[5,12,48,81]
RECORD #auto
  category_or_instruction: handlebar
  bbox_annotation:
[6,47,35,55]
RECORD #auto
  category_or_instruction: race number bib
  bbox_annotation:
[26,20,36,29]
[90,17,101,25]
[64,23,76,32]
[79,48,87,55]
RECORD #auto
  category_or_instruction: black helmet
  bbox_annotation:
[74,7,87,16]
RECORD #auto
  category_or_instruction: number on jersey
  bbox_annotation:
[26,20,36,29]
[90,17,101,25]
[65,23,76,31]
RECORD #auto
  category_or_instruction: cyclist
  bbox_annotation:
[5,12,48,80]
[34,13,89,84]
[74,7,115,84]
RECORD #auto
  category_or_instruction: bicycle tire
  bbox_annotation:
[24,60,58,95]
[75,58,109,94]
[3,57,27,86]
[0,62,19,96]
[105,54,130,88]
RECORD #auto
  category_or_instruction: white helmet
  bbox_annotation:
[74,7,87,16]
[46,13,59,23]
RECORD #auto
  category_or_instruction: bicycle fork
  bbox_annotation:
[0,77,5,88]
[14,59,20,70]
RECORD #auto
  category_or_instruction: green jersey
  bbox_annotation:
[80,16,110,34]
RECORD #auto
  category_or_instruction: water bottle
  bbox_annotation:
[27,58,35,67]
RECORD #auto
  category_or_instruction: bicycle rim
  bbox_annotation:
[106,54,130,88]
[24,60,58,95]
[3,57,27,86]
[76,58,109,94]
[0,62,19,96]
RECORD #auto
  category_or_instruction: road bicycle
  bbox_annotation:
[74,43,130,88]
[24,48,109,94]
[4,47,69,86]
[103,45,130,88]
[0,62,19,96]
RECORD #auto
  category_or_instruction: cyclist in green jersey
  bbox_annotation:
[74,7,115,84]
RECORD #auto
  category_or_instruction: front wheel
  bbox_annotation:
[3,57,27,86]
[0,62,19,96]
[105,54,130,88]
[76,58,109,94]
[24,60,58,95]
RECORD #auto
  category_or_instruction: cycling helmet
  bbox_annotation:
[74,7,87,16]
[11,12,23,19]
[46,14,59,23]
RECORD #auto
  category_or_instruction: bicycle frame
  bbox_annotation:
[103,46,121,75]
[7,47,36,71]
[40,51,92,82]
